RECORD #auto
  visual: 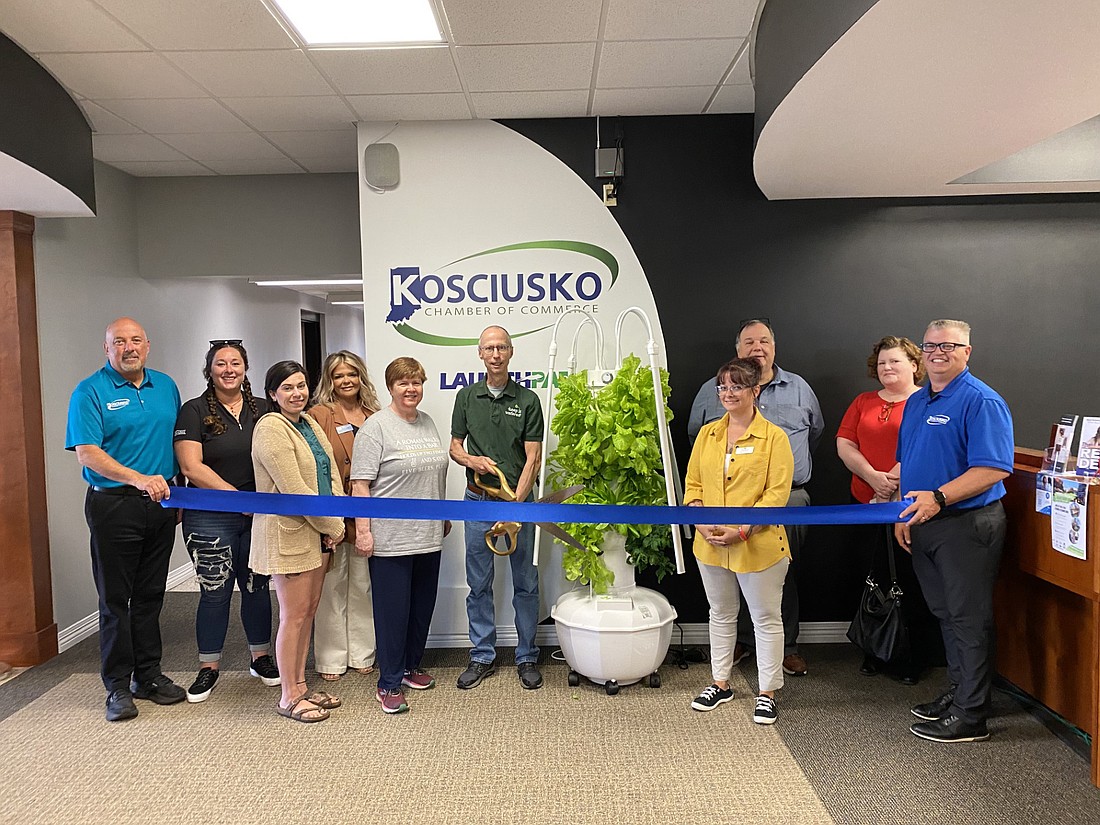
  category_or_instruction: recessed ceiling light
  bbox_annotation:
[268,0,443,46]
[253,278,363,287]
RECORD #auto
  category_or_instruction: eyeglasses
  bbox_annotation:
[920,342,966,353]
[715,384,749,395]
[209,339,243,347]
[479,345,512,354]
[878,401,897,423]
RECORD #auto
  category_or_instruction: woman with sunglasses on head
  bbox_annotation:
[251,360,346,723]
[174,340,278,703]
[685,357,793,725]
[307,351,381,683]
[836,336,939,683]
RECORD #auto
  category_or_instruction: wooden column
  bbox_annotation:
[0,211,57,666]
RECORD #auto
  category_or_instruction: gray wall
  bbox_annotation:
[136,173,361,278]
[36,162,364,633]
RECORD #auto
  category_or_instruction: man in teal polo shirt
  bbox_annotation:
[66,317,184,721]
[450,325,545,691]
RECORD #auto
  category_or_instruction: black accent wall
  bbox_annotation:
[503,113,1100,623]
[0,32,95,213]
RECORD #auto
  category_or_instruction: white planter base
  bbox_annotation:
[551,581,678,690]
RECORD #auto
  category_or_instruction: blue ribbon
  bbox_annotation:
[162,486,906,526]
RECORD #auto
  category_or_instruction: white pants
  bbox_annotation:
[697,556,789,693]
[313,542,376,674]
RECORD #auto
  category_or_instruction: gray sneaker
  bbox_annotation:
[456,661,496,690]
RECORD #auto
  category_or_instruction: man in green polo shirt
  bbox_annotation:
[450,326,545,691]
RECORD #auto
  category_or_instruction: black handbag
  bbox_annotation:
[847,525,910,664]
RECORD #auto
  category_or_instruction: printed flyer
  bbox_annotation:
[1077,416,1100,478]
[1051,476,1088,559]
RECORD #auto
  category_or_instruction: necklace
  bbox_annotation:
[222,395,244,418]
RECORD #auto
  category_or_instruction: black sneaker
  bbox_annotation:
[187,667,219,703]
[130,674,186,705]
[911,686,956,721]
[249,654,280,687]
[456,661,496,690]
[910,714,989,743]
[753,694,778,725]
[105,688,138,721]
[517,662,543,690]
[691,683,734,711]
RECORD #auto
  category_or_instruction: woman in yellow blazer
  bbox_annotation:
[308,351,380,683]
[684,357,794,725]
[251,360,345,723]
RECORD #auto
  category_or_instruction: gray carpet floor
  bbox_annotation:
[3,592,1100,824]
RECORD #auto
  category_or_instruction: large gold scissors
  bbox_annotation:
[474,466,586,556]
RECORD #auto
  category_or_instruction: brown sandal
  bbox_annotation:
[277,695,329,723]
[305,690,342,709]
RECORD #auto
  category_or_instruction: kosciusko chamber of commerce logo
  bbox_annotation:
[385,240,619,346]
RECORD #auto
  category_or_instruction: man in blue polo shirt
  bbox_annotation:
[66,317,184,721]
[896,319,1013,743]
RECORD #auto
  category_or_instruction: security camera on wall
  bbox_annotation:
[363,143,399,190]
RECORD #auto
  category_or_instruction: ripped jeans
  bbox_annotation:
[182,509,272,662]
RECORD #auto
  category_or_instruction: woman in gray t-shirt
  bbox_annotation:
[350,357,449,715]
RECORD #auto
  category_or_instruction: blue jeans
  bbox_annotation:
[369,551,441,692]
[182,509,272,662]
[463,489,540,665]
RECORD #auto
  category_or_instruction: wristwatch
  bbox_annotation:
[932,489,947,509]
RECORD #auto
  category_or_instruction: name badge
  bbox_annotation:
[735,446,754,455]
[336,423,355,434]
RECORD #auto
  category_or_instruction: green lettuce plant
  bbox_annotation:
[547,354,675,594]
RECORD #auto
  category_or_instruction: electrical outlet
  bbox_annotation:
[602,183,617,207]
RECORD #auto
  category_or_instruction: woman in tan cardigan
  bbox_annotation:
[251,360,346,723]
[307,351,380,682]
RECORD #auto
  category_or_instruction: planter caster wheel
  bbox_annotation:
[567,670,581,687]
[605,680,620,696]
[648,672,661,688]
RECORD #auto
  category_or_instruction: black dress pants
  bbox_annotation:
[85,488,177,692]
[910,501,1006,724]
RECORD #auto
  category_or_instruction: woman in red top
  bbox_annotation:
[837,336,940,683]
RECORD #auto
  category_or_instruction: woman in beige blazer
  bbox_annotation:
[251,360,345,723]
[308,351,380,682]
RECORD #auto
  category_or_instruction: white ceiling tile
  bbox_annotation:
[471,90,589,119]
[0,0,147,52]
[221,96,356,131]
[158,132,287,161]
[163,50,335,97]
[604,0,758,40]
[346,93,471,121]
[263,129,358,158]
[310,47,461,95]
[95,98,252,133]
[92,0,295,50]
[92,133,190,162]
[597,39,739,88]
[709,83,754,114]
[592,86,712,116]
[444,0,602,45]
[457,43,595,92]
[107,160,216,176]
[79,101,142,134]
[203,158,306,175]
[37,52,208,99]
[297,157,358,173]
